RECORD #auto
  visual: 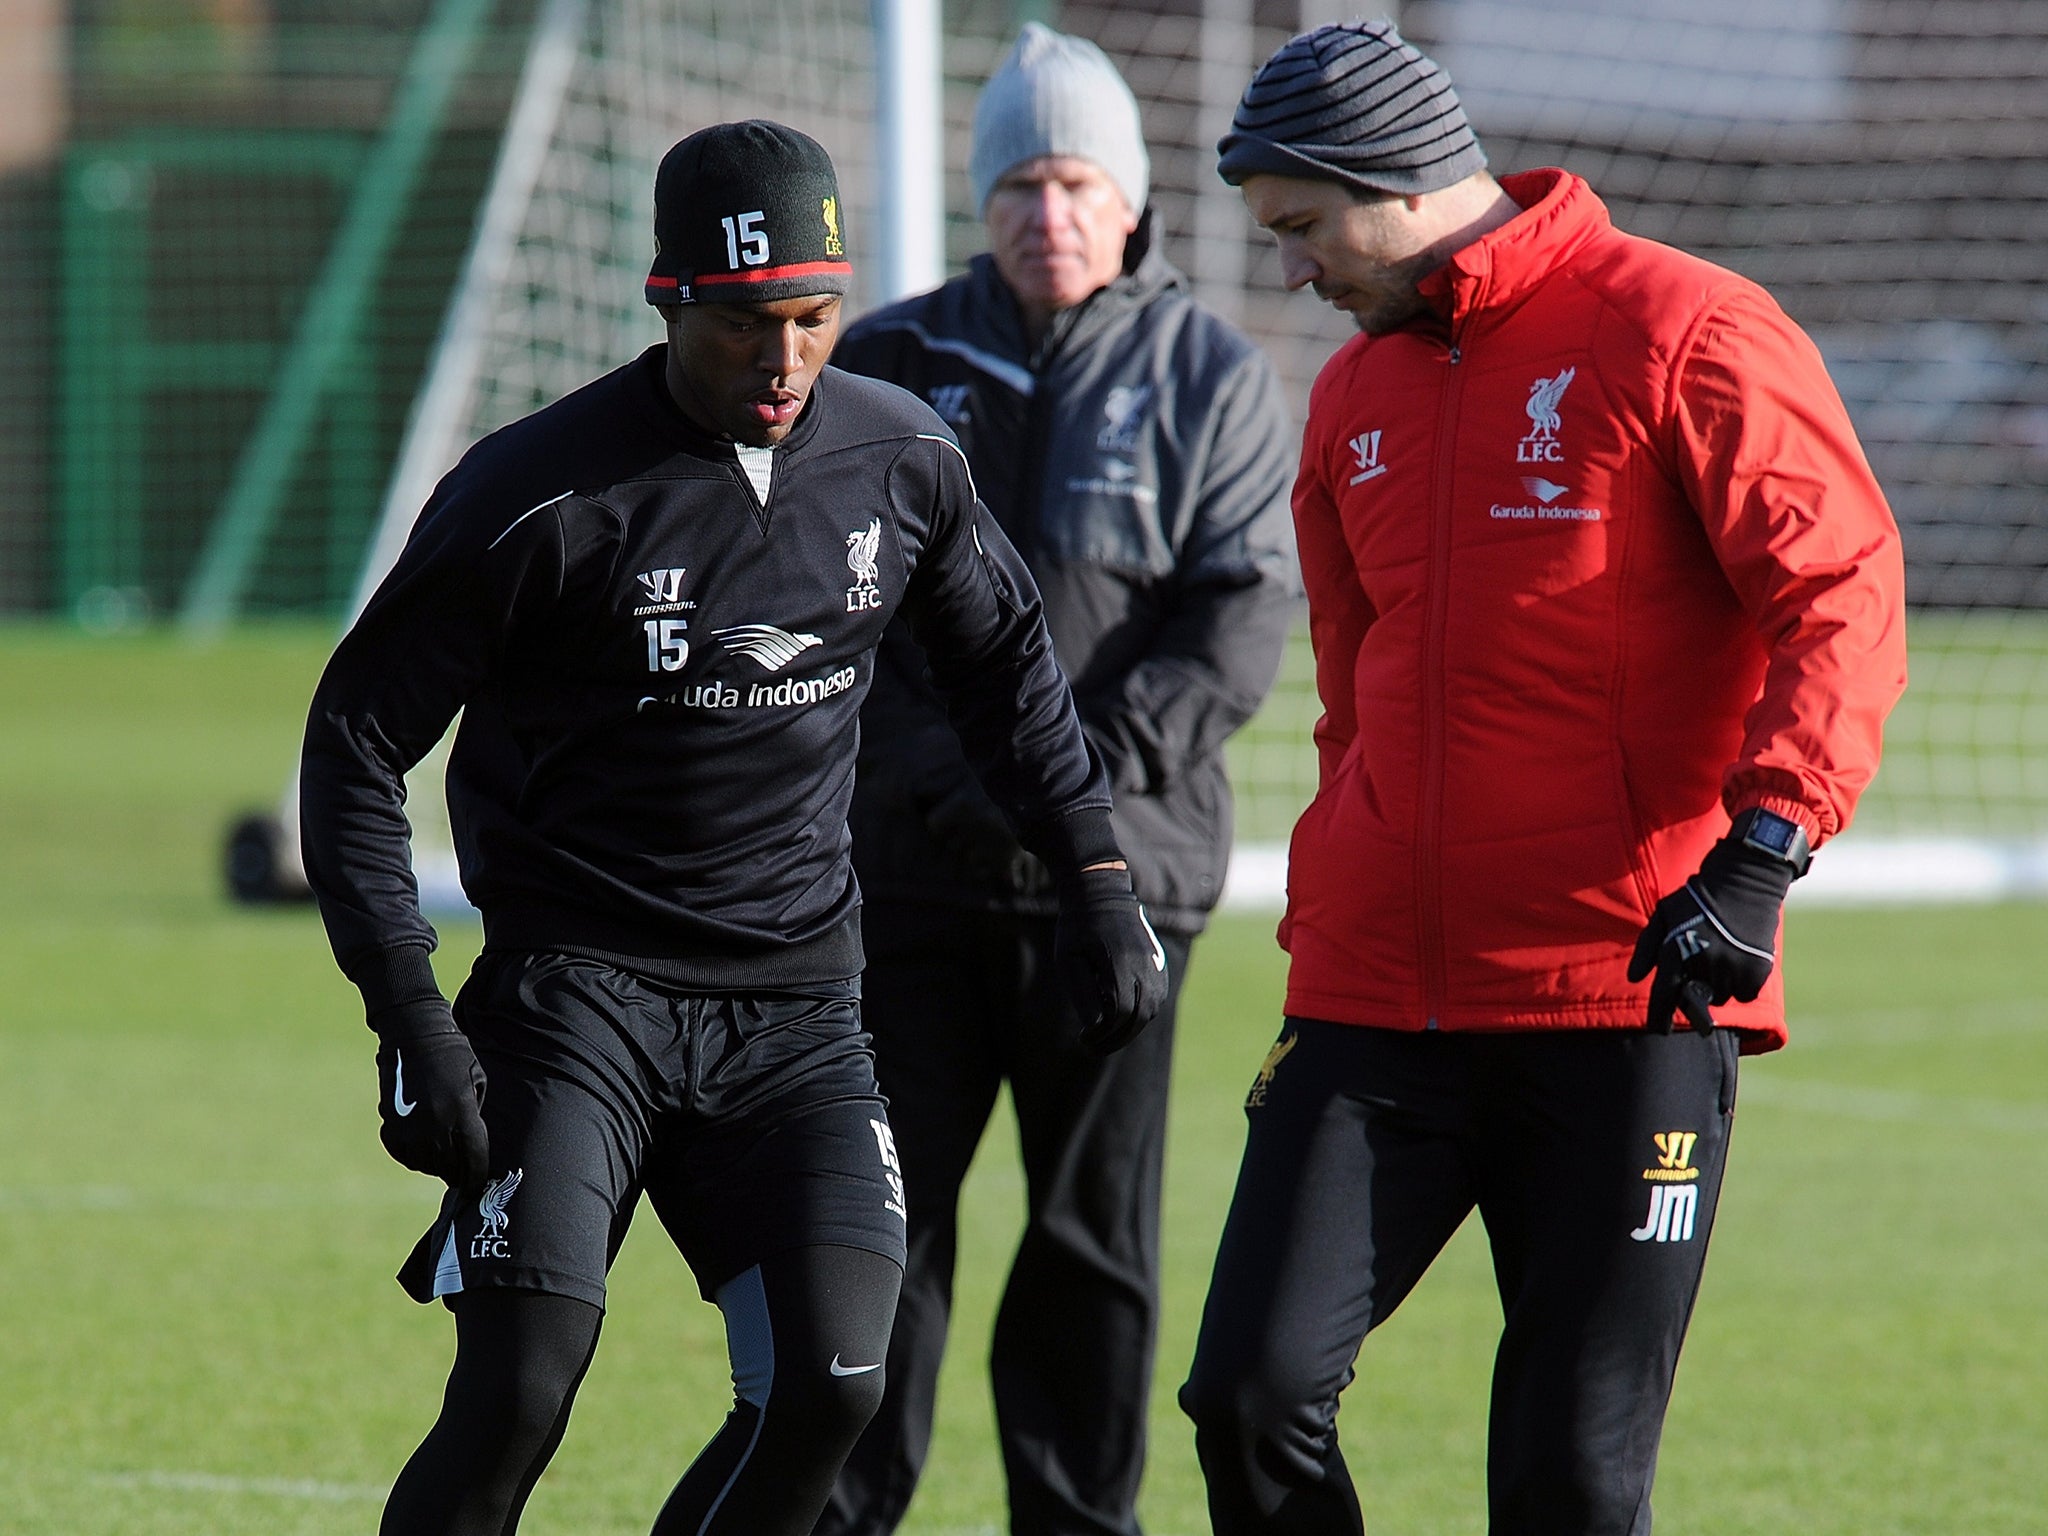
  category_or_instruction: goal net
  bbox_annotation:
[274,0,2048,909]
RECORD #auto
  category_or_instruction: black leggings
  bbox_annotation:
[380,1243,901,1536]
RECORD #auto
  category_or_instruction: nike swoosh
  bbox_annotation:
[828,1355,881,1377]
[393,1051,417,1117]
[1140,909,1167,973]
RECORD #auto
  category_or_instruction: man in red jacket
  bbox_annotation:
[1177,20,1907,1535]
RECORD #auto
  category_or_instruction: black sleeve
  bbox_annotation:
[850,620,970,814]
[298,470,575,1012]
[1078,348,1300,794]
[890,435,1121,873]
[832,321,965,812]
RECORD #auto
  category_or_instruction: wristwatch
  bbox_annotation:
[1731,807,1811,878]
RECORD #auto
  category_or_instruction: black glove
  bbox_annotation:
[1054,866,1170,1055]
[922,779,1048,893]
[1628,831,1799,1033]
[372,998,489,1186]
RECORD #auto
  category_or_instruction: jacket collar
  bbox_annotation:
[1417,168,1610,330]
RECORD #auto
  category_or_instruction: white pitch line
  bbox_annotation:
[1739,1074,2048,1136]
[78,1468,386,1503]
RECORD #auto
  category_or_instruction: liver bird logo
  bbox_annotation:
[478,1168,523,1240]
[1245,1032,1298,1108]
[846,518,881,589]
[1096,384,1153,452]
[1524,367,1577,440]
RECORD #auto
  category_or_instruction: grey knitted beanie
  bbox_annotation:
[1217,19,1486,196]
[970,23,1151,214]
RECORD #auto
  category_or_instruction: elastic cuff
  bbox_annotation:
[1726,793,1825,847]
[1024,803,1123,877]
[344,943,444,1022]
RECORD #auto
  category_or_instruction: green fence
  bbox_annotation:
[1,0,531,625]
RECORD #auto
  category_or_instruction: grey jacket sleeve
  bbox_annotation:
[1079,348,1299,795]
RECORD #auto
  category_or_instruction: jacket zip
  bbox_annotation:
[1016,323,1068,564]
[1417,336,1465,1028]
[1017,376,1050,564]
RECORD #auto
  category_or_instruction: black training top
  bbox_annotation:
[301,346,1116,1013]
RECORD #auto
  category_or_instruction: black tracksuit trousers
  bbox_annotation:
[818,901,1195,1536]
[1181,1019,1739,1536]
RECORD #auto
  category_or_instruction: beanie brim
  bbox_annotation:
[646,263,851,307]
[1217,130,1481,198]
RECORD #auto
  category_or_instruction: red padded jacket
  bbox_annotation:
[1282,168,1906,1050]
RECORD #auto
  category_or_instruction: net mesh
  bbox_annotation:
[447,1,881,441]
[3,1,2045,863]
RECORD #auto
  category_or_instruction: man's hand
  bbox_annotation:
[1628,830,1799,1033]
[372,999,489,1186]
[1054,865,1170,1055]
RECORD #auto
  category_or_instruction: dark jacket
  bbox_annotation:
[836,216,1297,933]
[301,349,1120,1013]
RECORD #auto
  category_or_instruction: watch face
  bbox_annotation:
[1750,813,1798,857]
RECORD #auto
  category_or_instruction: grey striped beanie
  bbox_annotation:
[1217,20,1486,196]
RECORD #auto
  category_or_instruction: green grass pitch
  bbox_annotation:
[2,624,2043,1535]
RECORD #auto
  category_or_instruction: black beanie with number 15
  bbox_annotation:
[644,119,853,307]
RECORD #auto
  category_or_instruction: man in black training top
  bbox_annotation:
[818,25,1296,1536]
[299,120,1167,1536]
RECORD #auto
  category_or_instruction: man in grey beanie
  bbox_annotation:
[1179,18,1904,1536]
[814,22,1298,1536]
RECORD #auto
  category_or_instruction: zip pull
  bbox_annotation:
[1447,345,1463,365]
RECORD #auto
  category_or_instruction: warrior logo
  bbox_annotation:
[639,568,686,605]
[471,1168,524,1260]
[634,567,693,615]
[1348,429,1386,485]
[1096,384,1153,454]
[846,518,883,612]
[1652,1131,1700,1175]
[1517,367,1577,463]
